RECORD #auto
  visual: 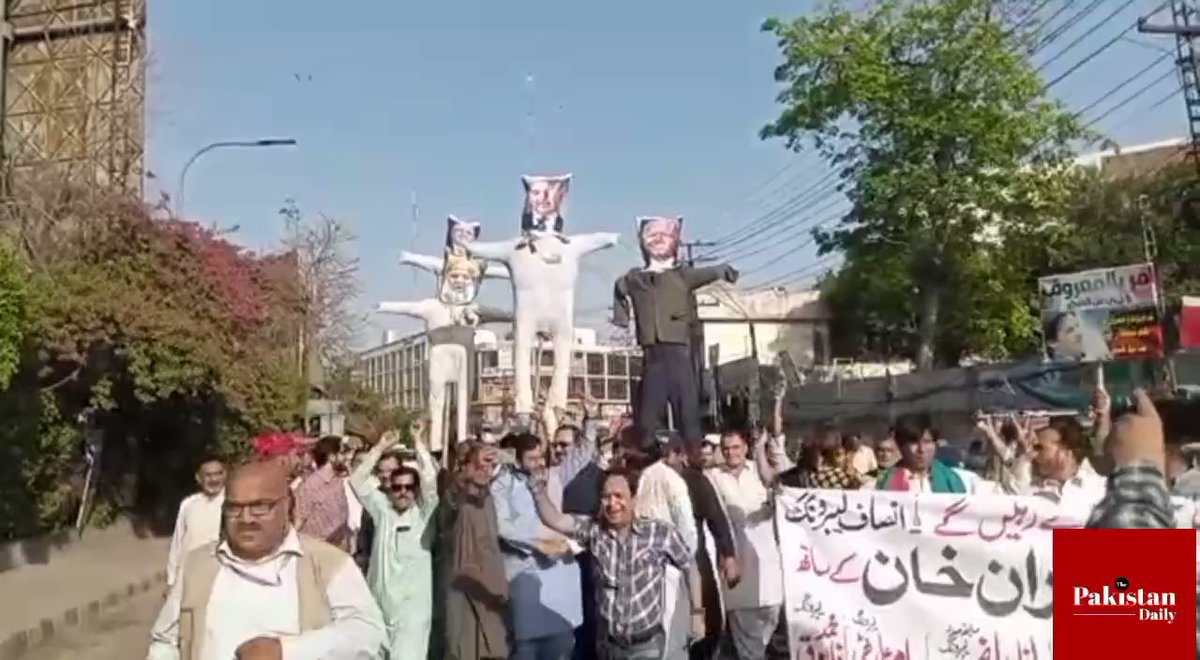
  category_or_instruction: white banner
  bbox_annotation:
[776,488,1199,659]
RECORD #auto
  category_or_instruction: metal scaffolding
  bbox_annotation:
[0,0,147,197]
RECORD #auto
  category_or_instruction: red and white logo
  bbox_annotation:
[1055,528,1195,659]
[1073,577,1178,623]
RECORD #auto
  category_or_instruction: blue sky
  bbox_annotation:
[148,0,1190,347]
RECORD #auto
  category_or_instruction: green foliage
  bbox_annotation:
[1042,164,1200,296]
[761,0,1088,367]
[325,363,414,443]
[0,245,32,390]
[0,195,311,538]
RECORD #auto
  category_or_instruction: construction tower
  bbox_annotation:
[1140,0,1200,169]
[1,1,147,196]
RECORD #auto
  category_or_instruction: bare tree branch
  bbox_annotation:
[279,200,364,383]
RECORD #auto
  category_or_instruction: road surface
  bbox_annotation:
[20,589,161,660]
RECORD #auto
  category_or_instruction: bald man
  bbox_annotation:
[148,461,386,660]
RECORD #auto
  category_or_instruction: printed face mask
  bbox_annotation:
[438,252,482,305]
[521,174,571,234]
[637,216,683,267]
[445,215,481,256]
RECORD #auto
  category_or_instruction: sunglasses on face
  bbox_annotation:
[390,482,417,494]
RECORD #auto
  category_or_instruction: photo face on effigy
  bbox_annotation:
[449,222,477,252]
[439,259,481,305]
[639,216,681,261]
[524,177,567,218]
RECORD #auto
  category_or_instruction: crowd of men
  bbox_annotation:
[143,382,1191,660]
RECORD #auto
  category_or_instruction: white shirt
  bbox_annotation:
[1025,460,1107,515]
[708,462,783,609]
[148,529,385,660]
[850,446,877,476]
[634,461,697,554]
[344,480,363,534]
[165,492,224,587]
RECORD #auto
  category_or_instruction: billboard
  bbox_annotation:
[1037,263,1162,362]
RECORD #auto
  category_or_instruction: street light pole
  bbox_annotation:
[175,138,297,217]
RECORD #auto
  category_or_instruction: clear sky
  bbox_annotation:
[148,0,1190,347]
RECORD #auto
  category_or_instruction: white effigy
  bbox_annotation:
[379,218,512,451]
[399,216,511,280]
[467,174,619,425]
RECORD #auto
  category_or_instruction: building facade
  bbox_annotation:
[697,283,831,369]
[357,327,639,426]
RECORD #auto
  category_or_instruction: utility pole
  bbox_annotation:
[682,240,719,428]
[410,191,419,287]
[1138,1,1200,172]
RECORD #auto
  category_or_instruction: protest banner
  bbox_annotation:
[1037,263,1161,362]
[776,488,1200,659]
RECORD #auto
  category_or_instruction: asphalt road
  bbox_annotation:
[20,589,162,660]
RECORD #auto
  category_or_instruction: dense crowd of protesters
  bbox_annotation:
[144,381,1193,659]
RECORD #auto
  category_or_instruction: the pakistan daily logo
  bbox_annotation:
[1073,577,1178,623]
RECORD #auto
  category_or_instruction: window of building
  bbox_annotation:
[568,377,585,399]
[607,378,628,400]
[588,378,605,400]
[480,350,499,369]
[586,353,605,375]
[539,351,554,367]
[606,354,627,376]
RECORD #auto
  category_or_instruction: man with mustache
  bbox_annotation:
[351,429,440,660]
[148,460,385,660]
[528,466,704,659]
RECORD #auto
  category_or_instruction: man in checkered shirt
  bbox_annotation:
[1086,389,1198,655]
[529,465,705,659]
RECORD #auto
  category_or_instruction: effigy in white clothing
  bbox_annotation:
[400,215,511,282]
[381,219,512,450]
[468,174,619,426]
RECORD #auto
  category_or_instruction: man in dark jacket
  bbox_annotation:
[659,431,740,659]
[612,216,737,443]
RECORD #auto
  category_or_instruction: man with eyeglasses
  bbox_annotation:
[147,460,385,660]
[349,429,440,660]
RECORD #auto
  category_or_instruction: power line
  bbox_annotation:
[1030,0,1081,40]
[1072,51,1172,117]
[1038,0,1137,69]
[746,253,841,291]
[723,200,848,267]
[1083,65,1178,128]
[705,177,842,259]
[705,168,839,248]
[1035,0,1107,53]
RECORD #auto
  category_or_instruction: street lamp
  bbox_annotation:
[175,138,298,217]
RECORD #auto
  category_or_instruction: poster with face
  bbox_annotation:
[445,215,482,256]
[637,216,683,267]
[438,251,483,306]
[521,174,571,233]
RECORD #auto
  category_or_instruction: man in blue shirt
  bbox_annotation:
[493,432,584,660]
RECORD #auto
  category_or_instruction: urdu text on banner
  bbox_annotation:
[775,488,1200,660]
[1037,262,1161,362]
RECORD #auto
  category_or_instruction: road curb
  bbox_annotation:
[0,569,166,660]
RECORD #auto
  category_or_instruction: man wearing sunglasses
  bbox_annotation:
[349,430,440,660]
